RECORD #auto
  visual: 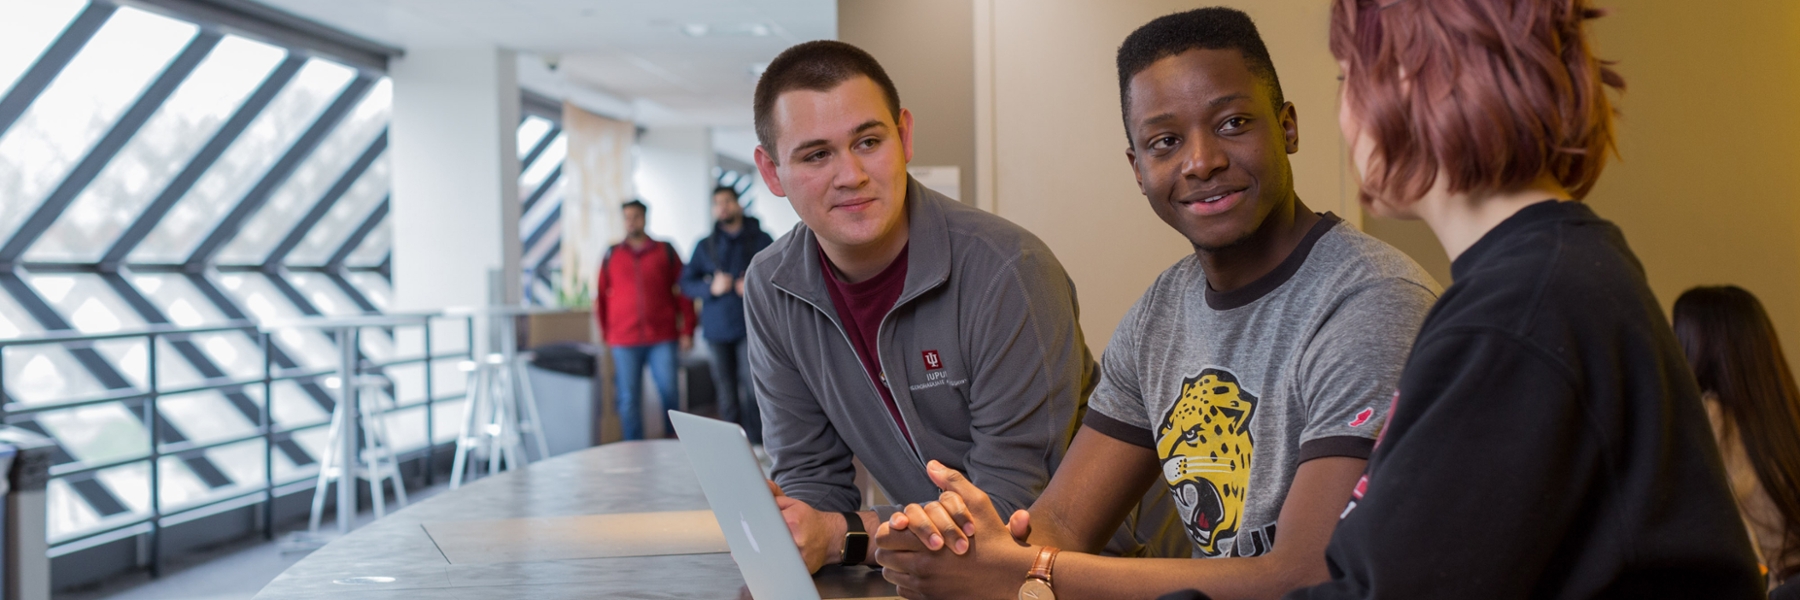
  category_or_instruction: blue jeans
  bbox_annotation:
[708,339,760,445]
[611,341,679,441]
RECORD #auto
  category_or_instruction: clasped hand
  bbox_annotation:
[875,461,1040,599]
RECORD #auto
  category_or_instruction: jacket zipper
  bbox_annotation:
[775,285,928,468]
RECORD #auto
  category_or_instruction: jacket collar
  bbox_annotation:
[768,176,953,311]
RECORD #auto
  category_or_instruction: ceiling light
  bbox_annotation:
[682,23,709,37]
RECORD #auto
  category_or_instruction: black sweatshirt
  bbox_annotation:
[1287,201,1763,599]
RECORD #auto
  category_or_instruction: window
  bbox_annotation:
[0,1,406,548]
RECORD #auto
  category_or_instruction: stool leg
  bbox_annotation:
[308,401,343,533]
[513,358,551,461]
[373,386,408,508]
[357,388,385,520]
[487,364,508,474]
[450,365,484,488]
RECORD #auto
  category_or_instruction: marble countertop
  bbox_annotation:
[254,440,897,599]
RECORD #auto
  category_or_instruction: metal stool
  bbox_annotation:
[307,374,408,534]
[449,351,550,488]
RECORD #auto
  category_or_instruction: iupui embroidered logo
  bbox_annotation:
[922,350,943,370]
[1348,407,1374,427]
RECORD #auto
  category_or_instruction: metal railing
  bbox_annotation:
[0,311,482,571]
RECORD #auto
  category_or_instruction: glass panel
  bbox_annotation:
[212,272,337,370]
[282,155,389,266]
[130,273,226,326]
[216,79,390,265]
[281,426,330,484]
[155,457,216,508]
[518,133,564,192]
[0,7,197,243]
[47,477,103,543]
[0,0,87,98]
[265,381,328,429]
[25,273,208,390]
[26,35,285,263]
[37,402,149,465]
[1,344,108,405]
[343,213,390,267]
[130,273,265,380]
[345,271,391,312]
[516,116,552,160]
[129,58,356,263]
[284,272,361,317]
[432,398,466,445]
[159,390,254,446]
[204,439,266,494]
[382,404,428,453]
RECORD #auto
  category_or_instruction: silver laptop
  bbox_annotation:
[669,410,901,600]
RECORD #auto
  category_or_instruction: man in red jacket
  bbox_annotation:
[594,200,696,440]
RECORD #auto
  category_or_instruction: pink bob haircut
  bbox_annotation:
[1329,0,1625,204]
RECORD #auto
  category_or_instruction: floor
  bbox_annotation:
[56,483,450,600]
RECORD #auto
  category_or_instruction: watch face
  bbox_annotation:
[1018,579,1055,600]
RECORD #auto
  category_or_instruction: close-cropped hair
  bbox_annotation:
[621,199,647,214]
[712,185,740,201]
[1330,0,1625,204]
[1116,7,1286,146]
[1674,286,1800,581]
[752,40,900,160]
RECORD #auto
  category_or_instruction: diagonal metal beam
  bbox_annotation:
[520,165,561,216]
[324,270,378,314]
[101,57,305,268]
[184,75,376,268]
[263,130,386,267]
[325,198,386,270]
[523,203,561,257]
[519,125,559,174]
[263,270,320,317]
[0,31,222,265]
[0,3,117,139]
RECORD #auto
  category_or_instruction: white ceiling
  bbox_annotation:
[248,0,836,127]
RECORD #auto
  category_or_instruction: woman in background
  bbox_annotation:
[1675,285,1800,595]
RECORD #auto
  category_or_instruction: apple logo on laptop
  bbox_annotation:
[741,513,761,553]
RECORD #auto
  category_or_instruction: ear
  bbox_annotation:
[898,107,915,163]
[1125,144,1147,196]
[753,145,789,198]
[1280,101,1299,154]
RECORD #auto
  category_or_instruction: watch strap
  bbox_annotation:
[1028,546,1060,583]
[840,512,869,566]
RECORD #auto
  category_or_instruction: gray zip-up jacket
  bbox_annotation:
[745,178,1097,521]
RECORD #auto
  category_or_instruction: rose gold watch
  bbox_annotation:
[1018,546,1060,600]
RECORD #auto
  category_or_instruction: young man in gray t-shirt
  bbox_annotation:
[871,9,1437,599]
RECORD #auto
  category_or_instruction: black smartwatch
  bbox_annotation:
[840,512,869,566]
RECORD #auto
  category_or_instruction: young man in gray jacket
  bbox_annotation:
[744,40,1180,573]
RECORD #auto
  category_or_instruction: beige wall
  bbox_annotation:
[1361,2,1800,372]
[977,0,1356,353]
[839,0,978,203]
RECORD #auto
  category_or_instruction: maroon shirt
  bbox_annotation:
[819,243,913,446]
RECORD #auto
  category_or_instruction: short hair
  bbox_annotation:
[621,199,647,214]
[1116,7,1286,145]
[711,185,740,201]
[753,40,901,160]
[1329,0,1624,203]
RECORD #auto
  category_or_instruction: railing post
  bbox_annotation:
[421,317,434,486]
[146,333,162,578]
[261,329,275,540]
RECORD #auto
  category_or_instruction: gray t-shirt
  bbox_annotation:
[1086,215,1438,558]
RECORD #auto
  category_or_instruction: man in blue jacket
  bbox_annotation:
[680,185,775,443]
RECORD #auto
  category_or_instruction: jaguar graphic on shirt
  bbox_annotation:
[1157,367,1258,557]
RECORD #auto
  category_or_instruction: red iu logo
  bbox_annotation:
[922,350,943,370]
[1348,407,1374,427]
